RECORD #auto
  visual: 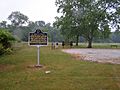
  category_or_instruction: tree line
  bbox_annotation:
[0,11,63,42]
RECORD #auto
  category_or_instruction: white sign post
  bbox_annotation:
[29,29,48,67]
[37,45,40,66]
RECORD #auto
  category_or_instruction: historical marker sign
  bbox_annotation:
[29,29,48,46]
[28,29,48,67]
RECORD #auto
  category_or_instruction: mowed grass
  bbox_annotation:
[0,43,120,90]
[73,43,120,49]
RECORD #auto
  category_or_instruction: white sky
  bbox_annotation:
[0,0,60,24]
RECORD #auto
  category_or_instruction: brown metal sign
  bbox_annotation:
[29,29,48,46]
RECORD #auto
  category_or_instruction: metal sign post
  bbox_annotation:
[28,29,48,67]
[37,45,40,66]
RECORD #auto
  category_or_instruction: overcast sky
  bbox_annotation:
[0,0,60,24]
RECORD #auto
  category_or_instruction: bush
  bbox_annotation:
[0,29,15,55]
[0,44,4,55]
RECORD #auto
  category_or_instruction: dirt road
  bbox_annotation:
[62,49,120,64]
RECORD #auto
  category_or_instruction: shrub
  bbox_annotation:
[0,29,15,55]
[0,44,4,55]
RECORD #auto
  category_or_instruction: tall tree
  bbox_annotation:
[55,0,77,43]
[8,11,29,37]
[8,11,29,27]
[55,0,119,48]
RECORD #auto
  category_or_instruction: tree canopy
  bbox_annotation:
[55,0,120,48]
[8,11,29,27]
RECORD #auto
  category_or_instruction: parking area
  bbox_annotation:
[62,49,120,64]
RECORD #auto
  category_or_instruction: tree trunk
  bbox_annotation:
[76,35,79,46]
[87,39,92,48]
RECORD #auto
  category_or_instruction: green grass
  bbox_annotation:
[55,42,120,49]
[0,43,120,90]
[73,43,120,49]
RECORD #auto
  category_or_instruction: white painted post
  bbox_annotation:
[37,45,40,66]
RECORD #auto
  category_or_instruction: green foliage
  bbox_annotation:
[0,29,15,55]
[111,30,120,43]
[0,21,7,28]
[8,11,29,27]
[0,43,4,55]
[55,0,120,48]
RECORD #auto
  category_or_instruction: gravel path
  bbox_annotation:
[62,49,120,64]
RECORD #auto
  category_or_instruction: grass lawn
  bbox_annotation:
[0,43,120,90]
[73,43,120,49]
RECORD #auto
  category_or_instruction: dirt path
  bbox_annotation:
[62,49,120,64]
